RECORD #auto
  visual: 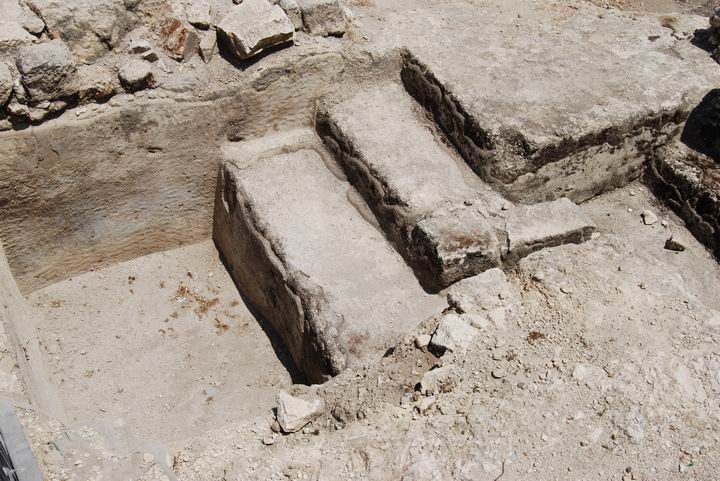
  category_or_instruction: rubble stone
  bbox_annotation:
[664,236,687,252]
[118,59,153,92]
[297,0,347,37]
[276,0,303,31]
[26,0,135,63]
[276,390,324,433]
[430,312,477,354]
[161,19,200,62]
[74,64,118,102]
[186,0,213,30]
[504,198,596,262]
[640,210,658,225]
[217,0,294,60]
[0,63,13,106]
[0,22,36,53]
[198,30,217,63]
[447,268,516,314]
[419,365,454,395]
[128,39,152,54]
[15,39,77,102]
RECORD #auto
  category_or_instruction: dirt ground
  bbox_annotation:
[589,0,715,14]
[28,241,295,444]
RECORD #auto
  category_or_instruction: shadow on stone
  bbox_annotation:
[680,88,720,163]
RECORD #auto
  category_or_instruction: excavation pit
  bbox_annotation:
[27,240,297,443]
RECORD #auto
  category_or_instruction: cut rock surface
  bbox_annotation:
[318,82,505,288]
[276,389,324,433]
[214,144,443,382]
[218,0,294,60]
[504,198,596,262]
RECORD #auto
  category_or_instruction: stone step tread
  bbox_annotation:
[321,81,503,217]
[216,147,443,379]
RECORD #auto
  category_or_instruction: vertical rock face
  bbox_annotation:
[217,0,294,60]
[214,147,443,382]
[15,39,77,102]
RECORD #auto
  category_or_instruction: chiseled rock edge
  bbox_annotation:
[213,162,345,384]
[400,51,688,204]
[316,106,499,290]
[646,144,720,259]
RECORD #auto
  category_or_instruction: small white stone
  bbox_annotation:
[276,390,324,433]
[641,210,658,225]
[414,334,431,349]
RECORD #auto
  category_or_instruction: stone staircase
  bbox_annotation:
[214,79,597,381]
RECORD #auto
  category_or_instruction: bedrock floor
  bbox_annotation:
[27,240,295,444]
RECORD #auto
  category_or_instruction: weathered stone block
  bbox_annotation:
[0,22,36,54]
[217,0,294,60]
[504,198,595,262]
[412,204,501,288]
[297,0,347,36]
[15,39,77,102]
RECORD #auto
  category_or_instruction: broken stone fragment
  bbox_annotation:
[15,39,77,102]
[27,0,135,63]
[118,59,154,92]
[0,63,13,106]
[198,30,217,63]
[419,365,455,395]
[186,0,213,30]
[161,18,200,62]
[276,0,303,31]
[640,210,658,226]
[297,0,348,37]
[128,39,152,54]
[217,0,294,60]
[504,198,596,262]
[411,204,501,288]
[430,312,477,354]
[0,21,37,54]
[414,334,431,349]
[664,236,687,252]
[276,389,324,433]
[447,268,516,314]
[74,63,119,102]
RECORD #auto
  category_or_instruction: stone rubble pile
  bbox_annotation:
[0,0,350,129]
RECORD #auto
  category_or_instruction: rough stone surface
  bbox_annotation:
[185,0,213,29]
[504,198,596,261]
[26,0,135,62]
[430,312,477,353]
[318,82,505,288]
[277,0,303,30]
[0,63,13,106]
[118,58,153,91]
[217,0,294,60]
[447,268,517,314]
[161,18,200,62]
[15,39,77,102]
[198,30,217,63]
[276,390,325,433]
[359,1,720,203]
[412,204,501,288]
[647,142,719,258]
[0,22,36,53]
[73,63,118,102]
[297,0,347,36]
[214,142,444,382]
